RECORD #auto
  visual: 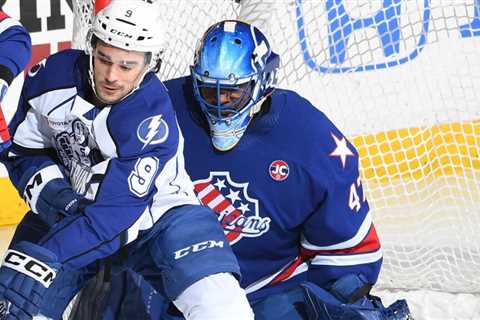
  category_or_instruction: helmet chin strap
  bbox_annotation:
[88,54,104,104]
[88,54,150,105]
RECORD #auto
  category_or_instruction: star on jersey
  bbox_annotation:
[329,133,354,169]
[214,178,226,191]
[226,189,241,203]
[238,202,250,214]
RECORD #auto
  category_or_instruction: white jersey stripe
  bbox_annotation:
[126,206,153,244]
[206,193,225,208]
[310,249,383,266]
[244,259,308,294]
[196,183,215,199]
[93,106,117,158]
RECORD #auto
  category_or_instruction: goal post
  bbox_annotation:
[71,0,111,52]
[72,0,480,296]
[94,0,111,14]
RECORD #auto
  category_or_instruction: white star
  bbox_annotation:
[214,178,226,190]
[329,133,354,169]
[238,202,250,214]
[225,189,241,204]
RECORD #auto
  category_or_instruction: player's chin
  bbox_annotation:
[97,89,123,104]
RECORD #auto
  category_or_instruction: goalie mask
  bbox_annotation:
[85,0,165,103]
[191,20,280,151]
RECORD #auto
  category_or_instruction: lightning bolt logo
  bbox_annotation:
[137,115,169,149]
[145,115,163,146]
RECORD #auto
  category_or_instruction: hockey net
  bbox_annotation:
[72,0,480,311]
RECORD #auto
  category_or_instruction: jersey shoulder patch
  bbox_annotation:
[107,78,179,156]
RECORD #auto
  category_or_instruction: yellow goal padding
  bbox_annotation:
[0,178,27,226]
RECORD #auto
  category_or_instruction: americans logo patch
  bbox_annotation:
[194,172,271,244]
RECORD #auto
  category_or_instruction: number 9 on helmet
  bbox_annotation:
[86,0,165,72]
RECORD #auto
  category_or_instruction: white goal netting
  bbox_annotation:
[72,0,480,309]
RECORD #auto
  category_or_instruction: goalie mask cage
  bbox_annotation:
[73,0,480,304]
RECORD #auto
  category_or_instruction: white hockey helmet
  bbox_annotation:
[86,0,165,72]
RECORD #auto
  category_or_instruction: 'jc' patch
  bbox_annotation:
[137,115,169,149]
[269,160,289,181]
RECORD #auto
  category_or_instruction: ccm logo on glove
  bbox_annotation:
[2,250,56,288]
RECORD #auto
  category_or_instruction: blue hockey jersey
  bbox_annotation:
[0,11,31,146]
[4,50,199,269]
[0,11,31,87]
[166,76,382,301]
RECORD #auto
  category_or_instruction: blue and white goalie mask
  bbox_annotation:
[191,20,280,151]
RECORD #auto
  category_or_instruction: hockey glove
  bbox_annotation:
[0,241,60,320]
[19,165,81,226]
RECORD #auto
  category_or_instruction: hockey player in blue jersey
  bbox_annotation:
[0,10,31,153]
[0,2,254,320]
[151,20,411,319]
[86,18,413,320]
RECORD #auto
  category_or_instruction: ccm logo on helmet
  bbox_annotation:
[2,250,56,288]
[174,240,225,260]
[110,29,133,39]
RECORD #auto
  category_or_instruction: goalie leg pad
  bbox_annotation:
[301,281,413,320]
[250,286,308,320]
